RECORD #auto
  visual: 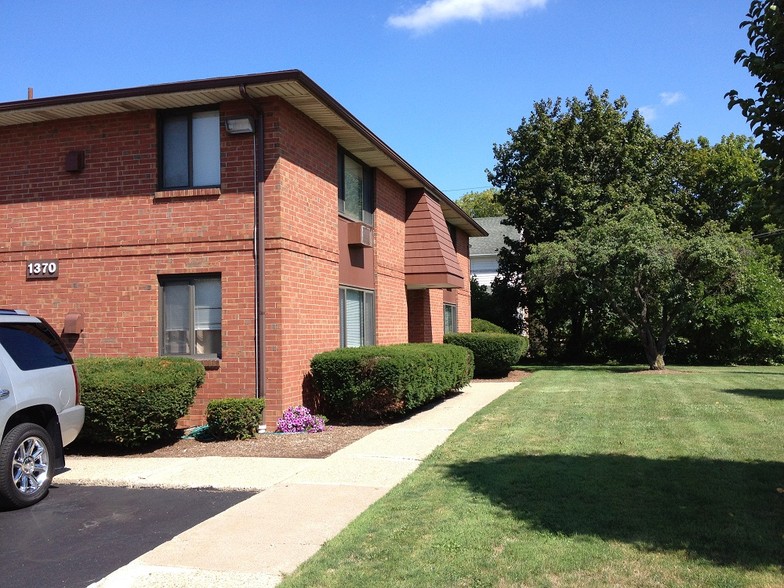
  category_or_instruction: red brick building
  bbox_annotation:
[0,71,486,428]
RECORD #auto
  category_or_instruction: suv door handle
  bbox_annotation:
[0,389,9,399]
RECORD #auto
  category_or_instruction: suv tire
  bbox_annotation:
[0,423,54,509]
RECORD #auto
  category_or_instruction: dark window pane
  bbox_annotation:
[162,115,189,188]
[364,291,375,345]
[444,304,457,334]
[343,155,364,220]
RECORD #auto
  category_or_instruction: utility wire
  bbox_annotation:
[441,185,494,194]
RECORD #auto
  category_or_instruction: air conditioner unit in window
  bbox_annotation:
[347,222,374,247]
[348,223,373,247]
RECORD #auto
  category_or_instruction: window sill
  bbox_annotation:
[199,359,221,370]
[154,188,222,200]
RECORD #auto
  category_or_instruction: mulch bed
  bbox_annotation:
[67,372,530,459]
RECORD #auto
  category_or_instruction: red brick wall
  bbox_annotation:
[261,99,341,425]
[375,172,409,344]
[0,94,474,431]
[407,288,446,343]
[0,105,259,426]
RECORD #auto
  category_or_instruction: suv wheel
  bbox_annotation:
[0,423,54,509]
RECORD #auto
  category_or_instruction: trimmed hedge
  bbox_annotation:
[310,343,474,420]
[76,357,205,447]
[444,332,528,377]
[207,398,266,440]
[471,318,508,333]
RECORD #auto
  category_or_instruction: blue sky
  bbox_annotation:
[0,0,758,198]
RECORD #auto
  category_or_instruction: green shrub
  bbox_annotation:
[471,318,508,333]
[444,332,528,377]
[310,343,473,420]
[76,357,205,447]
[206,398,266,440]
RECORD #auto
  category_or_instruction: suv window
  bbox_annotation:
[0,324,71,371]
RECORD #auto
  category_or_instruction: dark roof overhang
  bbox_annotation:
[0,70,487,238]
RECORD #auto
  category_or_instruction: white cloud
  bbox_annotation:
[638,91,685,123]
[659,91,684,106]
[638,106,657,122]
[388,0,547,33]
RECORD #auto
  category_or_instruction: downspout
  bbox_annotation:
[239,85,266,413]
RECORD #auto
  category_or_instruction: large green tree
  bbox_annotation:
[679,135,764,230]
[727,0,784,187]
[488,88,681,359]
[455,188,504,217]
[527,206,766,369]
[489,87,776,365]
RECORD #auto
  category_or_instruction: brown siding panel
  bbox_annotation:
[404,189,464,289]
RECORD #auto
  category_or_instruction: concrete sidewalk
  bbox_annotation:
[58,380,520,588]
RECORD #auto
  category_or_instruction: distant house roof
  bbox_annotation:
[0,70,486,238]
[470,216,520,257]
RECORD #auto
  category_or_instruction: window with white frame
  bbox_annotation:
[160,275,222,358]
[444,303,457,334]
[339,287,375,347]
[159,108,220,189]
[338,150,374,224]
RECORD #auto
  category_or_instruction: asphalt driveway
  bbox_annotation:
[0,482,254,587]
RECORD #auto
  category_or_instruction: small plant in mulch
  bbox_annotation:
[276,405,327,433]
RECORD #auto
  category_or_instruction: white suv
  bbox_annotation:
[0,310,84,509]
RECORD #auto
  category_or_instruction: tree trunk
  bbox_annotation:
[639,325,666,370]
[564,306,586,362]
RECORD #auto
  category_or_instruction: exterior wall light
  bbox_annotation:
[225,116,255,134]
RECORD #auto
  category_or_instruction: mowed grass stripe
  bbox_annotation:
[281,366,784,588]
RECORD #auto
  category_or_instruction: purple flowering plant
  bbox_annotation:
[276,405,327,433]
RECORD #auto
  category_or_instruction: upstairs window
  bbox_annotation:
[160,275,222,358]
[160,109,220,189]
[339,150,374,224]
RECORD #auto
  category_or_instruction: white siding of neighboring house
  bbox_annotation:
[469,217,520,291]
[471,256,498,289]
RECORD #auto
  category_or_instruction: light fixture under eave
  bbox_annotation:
[225,116,255,134]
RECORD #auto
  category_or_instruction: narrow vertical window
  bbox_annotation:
[444,303,457,334]
[340,287,375,347]
[338,151,374,225]
[160,109,220,189]
[160,275,222,358]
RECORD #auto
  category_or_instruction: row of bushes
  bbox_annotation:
[77,357,266,446]
[76,329,527,446]
[310,343,474,419]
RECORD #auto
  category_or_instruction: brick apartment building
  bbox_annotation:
[0,70,486,428]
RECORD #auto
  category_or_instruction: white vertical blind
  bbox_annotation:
[164,283,190,354]
[344,289,363,347]
[192,111,220,186]
[194,279,221,330]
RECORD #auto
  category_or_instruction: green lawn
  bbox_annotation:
[281,366,784,588]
